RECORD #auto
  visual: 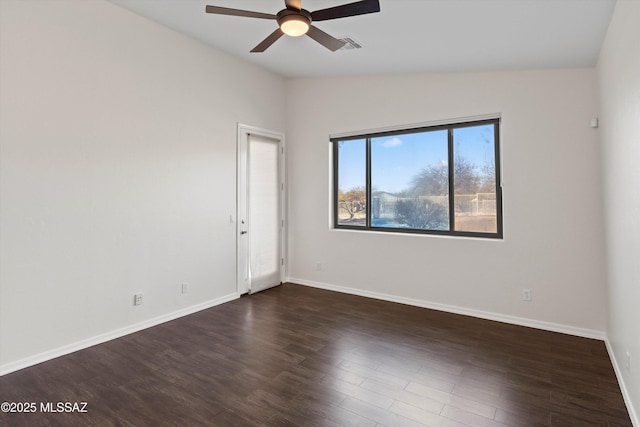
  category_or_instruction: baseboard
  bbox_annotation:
[287,278,605,340]
[605,338,639,427]
[0,293,239,376]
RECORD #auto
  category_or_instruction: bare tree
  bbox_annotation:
[411,163,448,196]
[338,186,366,219]
[411,157,481,196]
[395,198,448,230]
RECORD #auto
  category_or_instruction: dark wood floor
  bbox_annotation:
[0,283,632,426]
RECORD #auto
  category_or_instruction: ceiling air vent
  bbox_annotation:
[337,37,362,51]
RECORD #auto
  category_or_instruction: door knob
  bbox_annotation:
[240,230,247,235]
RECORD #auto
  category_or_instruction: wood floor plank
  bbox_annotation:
[359,377,444,414]
[440,404,510,427]
[339,396,428,427]
[407,381,497,419]
[0,283,632,426]
[317,376,396,410]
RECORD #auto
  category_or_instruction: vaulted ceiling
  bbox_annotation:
[107,0,616,78]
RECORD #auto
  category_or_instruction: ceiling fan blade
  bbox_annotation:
[284,0,301,11]
[306,26,346,52]
[311,0,380,21]
[205,5,277,20]
[251,28,285,52]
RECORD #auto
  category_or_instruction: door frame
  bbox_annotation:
[236,123,286,295]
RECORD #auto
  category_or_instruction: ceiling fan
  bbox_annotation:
[205,0,380,52]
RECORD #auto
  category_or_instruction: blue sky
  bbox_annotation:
[338,124,495,194]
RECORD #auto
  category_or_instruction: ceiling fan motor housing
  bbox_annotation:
[277,9,312,36]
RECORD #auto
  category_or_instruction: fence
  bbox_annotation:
[454,193,497,216]
[338,193,497,220]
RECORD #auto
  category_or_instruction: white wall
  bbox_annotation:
[286,69,607,336]
[0,0,285,371]
[597,0,640,422]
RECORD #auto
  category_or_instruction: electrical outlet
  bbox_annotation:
[522,289,532,302]
[625,352,631,372]
[181,282,188,294]
[134,293,143,306]
[316,262,322,271]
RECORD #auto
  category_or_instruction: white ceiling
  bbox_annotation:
[107,0,616,78]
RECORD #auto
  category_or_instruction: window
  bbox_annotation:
[333,118,502,238]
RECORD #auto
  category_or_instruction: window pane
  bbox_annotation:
[371,131,449,230]
[453,124,498,233]
[337,139,367,226]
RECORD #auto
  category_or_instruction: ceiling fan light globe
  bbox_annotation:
[280,15,310,37]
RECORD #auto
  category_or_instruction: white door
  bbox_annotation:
[237,125,285,294]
